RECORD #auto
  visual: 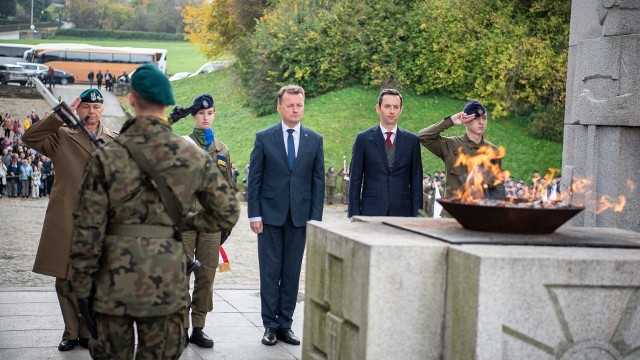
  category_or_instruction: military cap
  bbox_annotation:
[131,64,175,105]
[463,99,487,117]
[79,88,103,103]
[190,94,215,116]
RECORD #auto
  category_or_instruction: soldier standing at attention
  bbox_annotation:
[181,94,235,348]
[23,88,117,351]
[325,165,337,204]
[69,64,240,359]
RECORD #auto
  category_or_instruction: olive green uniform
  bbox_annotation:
[70,116,240,359]
[418,116,505,198]
[338,169,349,205]
[182,134,233,329]
[325,170,337,204]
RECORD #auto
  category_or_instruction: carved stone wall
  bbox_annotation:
[563,0,640,231]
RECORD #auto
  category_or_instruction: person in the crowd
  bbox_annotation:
[18,159,32,198]
[325,165,337,205]
[31,162,41,198]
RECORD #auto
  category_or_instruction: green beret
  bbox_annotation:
[79,88,103,103]
[131,64,174,105]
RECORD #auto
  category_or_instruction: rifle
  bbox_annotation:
[168,104,195,125]
[53,101,104,147]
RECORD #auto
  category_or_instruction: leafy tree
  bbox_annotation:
[97,0,132,31]
[16,0,50,21]
[0,0,18,18]
[182,0,271,58]
[68,0,100,29]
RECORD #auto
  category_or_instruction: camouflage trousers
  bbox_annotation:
[182,230,221,328]
[89,311,185,360]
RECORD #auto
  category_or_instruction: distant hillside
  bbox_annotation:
[169,68,562,186]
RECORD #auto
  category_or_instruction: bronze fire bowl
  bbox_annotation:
[437,199,585,235]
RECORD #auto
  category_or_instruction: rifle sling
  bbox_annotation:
[117,137,184,238]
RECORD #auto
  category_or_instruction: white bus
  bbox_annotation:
[0,43,34,65]
[24,43,168,82]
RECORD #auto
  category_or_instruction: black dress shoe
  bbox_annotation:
[261,328,277,346]
[78,338,89,349]
[58,339,78,351]
[276,328,300,345]
[190,327,214,348]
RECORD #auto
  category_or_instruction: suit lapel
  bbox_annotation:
[393,127,406,170]
[372,126,390,172]
[294,126,311,172]
[272,124,289,169]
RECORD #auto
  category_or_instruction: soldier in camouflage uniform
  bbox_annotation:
[181,94,234,348]
[69,64,240,359]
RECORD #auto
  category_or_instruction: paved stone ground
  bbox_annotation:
[0,196,350,288]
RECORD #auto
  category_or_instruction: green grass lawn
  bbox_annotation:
[4,37,211,74]
[170,68,563,184]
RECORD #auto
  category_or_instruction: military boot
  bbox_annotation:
[189,327,214,348]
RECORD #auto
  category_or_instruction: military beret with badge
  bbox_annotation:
[79,88,104,103]
[190,94,215,116]
[463,99,487,118]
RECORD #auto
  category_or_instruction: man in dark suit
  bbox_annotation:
[348,89,423,217]
[248,85,325,346]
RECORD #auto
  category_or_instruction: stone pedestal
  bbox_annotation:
[303,219,448,359]
[303,218,640,360]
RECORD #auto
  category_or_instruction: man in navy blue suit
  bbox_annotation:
[248,85,325,346]
[348,89,423,217]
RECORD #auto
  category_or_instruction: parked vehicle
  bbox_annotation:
[15,62,49,76]
[0,64,29,86]
[34,68,75,85]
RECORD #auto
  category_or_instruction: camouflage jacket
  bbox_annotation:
[70,115,240,317]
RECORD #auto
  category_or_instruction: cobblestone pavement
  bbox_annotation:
[0,196,350,288]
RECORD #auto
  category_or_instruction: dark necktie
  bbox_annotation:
[385,131,393,149]
[287,129,296,171]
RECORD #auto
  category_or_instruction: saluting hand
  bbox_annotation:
[69,97,81,111]
[451,112,475,125]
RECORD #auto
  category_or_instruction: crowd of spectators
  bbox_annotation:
[0,111,55,199]
[421,170,563,216]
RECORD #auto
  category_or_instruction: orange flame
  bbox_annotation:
[452,145,508,203]
[448,146,632,215]
[596,195,627,215]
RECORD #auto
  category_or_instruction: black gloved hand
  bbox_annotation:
[168,105,194,125]
[186,256,201,274]
[77,297,98,339]
[221,229,232,245]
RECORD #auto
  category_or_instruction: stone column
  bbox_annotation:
[563,0,640,232]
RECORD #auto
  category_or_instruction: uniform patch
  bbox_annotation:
[217,155,228,167]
